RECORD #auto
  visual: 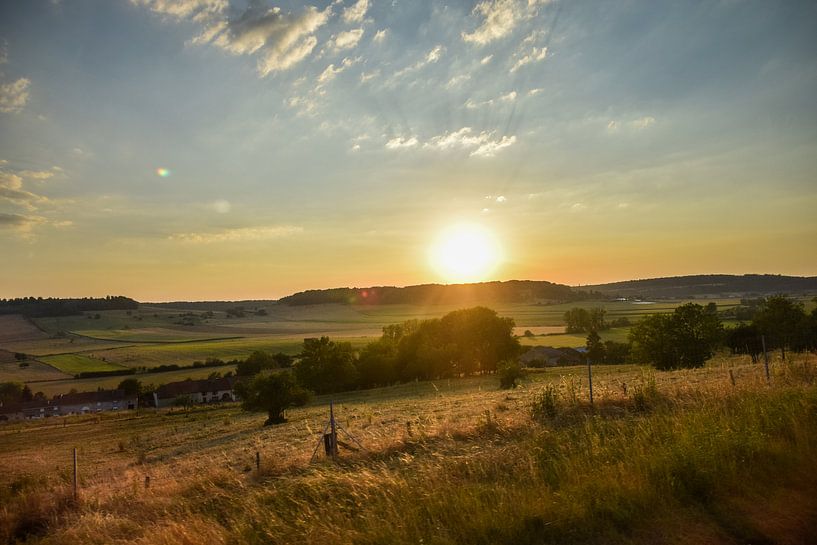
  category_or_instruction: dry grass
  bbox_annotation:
[2,355,816,544]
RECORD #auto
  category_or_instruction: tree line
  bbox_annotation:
[0,296,138,317]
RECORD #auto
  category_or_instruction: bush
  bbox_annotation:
[531,384,558,421]
[499,361,525,389]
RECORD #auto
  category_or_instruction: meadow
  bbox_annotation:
[0,297,782,395]
[1,353,814,544]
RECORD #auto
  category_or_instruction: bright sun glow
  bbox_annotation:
[429,224,502,283]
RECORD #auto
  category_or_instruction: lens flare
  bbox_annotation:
[156,167,170,178]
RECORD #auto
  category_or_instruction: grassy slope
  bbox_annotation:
[1,355,815,544]
[38,354,130,375]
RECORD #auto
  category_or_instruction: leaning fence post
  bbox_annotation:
[72,447,78,501]
[256,451,261,472]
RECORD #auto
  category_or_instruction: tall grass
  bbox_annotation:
[2,356,816,544]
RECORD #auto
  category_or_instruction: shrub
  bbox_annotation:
[531,384,558,421]
[499,361,525,389]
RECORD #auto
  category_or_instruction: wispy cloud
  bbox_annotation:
[317,57,358,84]
[0,212,43,230]
[385,136,419,149]
[169,225,303,243]
[0,171,48,209]
[373,28,389,43]
[135,0,330,76]
[342,0,369,24]
[329,28,364,52]
[423,127,516,157]
[391,45,444,80]
[0,78,31,113]
[510,46,546,72]
[462,0,518,46]
[464,90,517,109]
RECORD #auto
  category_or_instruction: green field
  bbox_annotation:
[25,364,241,397]
[74,328,243,343]
[86,335,374,369]
[520,327,632,348]
[38,354,131,375]
[0,298,773,394]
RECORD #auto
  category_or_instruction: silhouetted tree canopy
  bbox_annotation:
[236,371,311,425]
[629,303,723,370]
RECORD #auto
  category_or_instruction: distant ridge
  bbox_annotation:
[278,280,588,306]
[581,274,817,299]
[278,274,817,306]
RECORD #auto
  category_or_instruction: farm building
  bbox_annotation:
[0,389,137,421]
[52,389,138,415]
[153,376,239,408]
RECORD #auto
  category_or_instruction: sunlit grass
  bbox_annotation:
[1,354,815,544]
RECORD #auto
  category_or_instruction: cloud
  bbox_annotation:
[495,195,506,203]
[0,212,43,229]
[510,46,546,72]
[445,74,471,89]
[373,28,389,43]
[385,136,419,149]
[18,169,55,181]
[462,0,518,46]
[317,56,359,86]
[480,54,494,65]
[329,28,364,51]
[423,127,516,157]
[390,45,444,80]
[208,199,231,213]
[342,0,369,23]
[0,171,48,209]
[607,116,656,133]
[135,0,330,76]
[0,78,31,113]
[169,225,303,243]
[630,116,656,129]
[131,0,227,21]
[464,90,517,109]
[359,70,379,83]
[425,45,443,64]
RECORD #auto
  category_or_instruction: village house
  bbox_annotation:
[0,389,137,421]
[153,376,238,408]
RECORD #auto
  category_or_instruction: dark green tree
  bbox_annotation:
[236,350,278,376]
[752,295,808,359]
[585,330,606,364]
[0,382,24,404]
[294,337,358,394]
[629,304,723,370]
[564,308,590,333]
[236,371,311,425]
[117,378,142,397]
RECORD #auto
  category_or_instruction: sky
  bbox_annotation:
[1,0,816,301]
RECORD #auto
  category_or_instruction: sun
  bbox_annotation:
[429,223,502,283]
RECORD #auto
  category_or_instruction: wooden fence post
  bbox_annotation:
[72,447,78,501]
[256,451,260,472]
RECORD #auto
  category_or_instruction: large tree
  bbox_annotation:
[752,295,808,360]
[236,371,310,426]
[630,303,723,370]
[294,337,358,394]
